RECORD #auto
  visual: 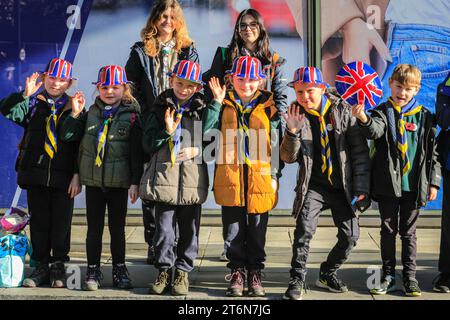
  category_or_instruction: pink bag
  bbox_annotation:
[0,207,30,234]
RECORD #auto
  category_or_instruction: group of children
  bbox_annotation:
[0,55,447,299]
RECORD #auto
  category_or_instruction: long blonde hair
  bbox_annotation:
[140,0,193,58]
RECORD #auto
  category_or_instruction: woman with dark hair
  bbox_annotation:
[203,8,288,262]
[125,0,199,266]
[204,8,287,114]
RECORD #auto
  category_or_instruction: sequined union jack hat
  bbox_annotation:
[226,56,266,80]
[168,60,205,85]
[288,66,327,88]
[92,65,131,86]
[42,58,77,80]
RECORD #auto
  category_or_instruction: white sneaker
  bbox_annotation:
[219,250,228,261]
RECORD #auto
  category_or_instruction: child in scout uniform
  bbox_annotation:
[208,56,283,298]
[140,60,226,296]
[60,65,143,291]
[353,64,441,297]
[0,58,82,288]
[435,71,450,293]
[281,67,371,300]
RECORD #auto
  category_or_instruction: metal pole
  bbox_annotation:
[307,0,321,68]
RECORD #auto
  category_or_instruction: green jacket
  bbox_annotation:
[61,97,143,189]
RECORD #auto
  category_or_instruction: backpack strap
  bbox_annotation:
[130,112,136,126]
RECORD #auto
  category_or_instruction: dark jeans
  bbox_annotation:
[142,199,156,246]
[27,186,74,264]
[154,203,201,272]
[440,169,450,274]
[290,187,359,280]
[378,192,420,278]
[85,186,128,266]
[222,206,269,271]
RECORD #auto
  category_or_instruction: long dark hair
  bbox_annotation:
[227,8,272,66]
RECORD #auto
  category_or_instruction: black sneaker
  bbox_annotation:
[146,246,155,265]
[432,273,450,293]
[50,262,66,288]
[403,277,422,297]
[316,270,348,293]
[369,275,396,295]
[283,277,307,300]
[83,265,103,291]
[112,264,133,290]
[23,263,50,288]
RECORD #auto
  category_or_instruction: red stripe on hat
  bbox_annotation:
[193,63,200,81]
[309,67,315,83]
[66,63,72,79]
[186,61,194,80]
[56,60,64,78]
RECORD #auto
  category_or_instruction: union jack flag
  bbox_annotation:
[335,61,383,109]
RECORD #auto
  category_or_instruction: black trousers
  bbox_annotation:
[85,186,128,266]
[378,192,420,278]
[153,203,201,272]
[440,169,450,274]
[27,186,74,264]
[290,187,359,280]
[222,206,269,270]
[142,199,156,246]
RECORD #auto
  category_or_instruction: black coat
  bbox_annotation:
[125,41,199,122]
[360,102,441,207]
[0,92,79,190]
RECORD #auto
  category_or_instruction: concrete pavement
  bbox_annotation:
[0,211,448,300]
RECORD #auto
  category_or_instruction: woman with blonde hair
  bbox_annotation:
[125,0,198,266]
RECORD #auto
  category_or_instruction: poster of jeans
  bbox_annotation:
[0,0,305,209]
[308,0,450,210]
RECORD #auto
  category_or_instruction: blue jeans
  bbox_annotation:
[382,23,450,209]
[382,23,450,111]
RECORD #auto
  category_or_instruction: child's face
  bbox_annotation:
[44,76,71,98]
[232,75,261,101]
[389,80,419,107]
[98,84,125,106]
[294,82,326,111]
[156,7,176,39]
[170,76,200,104]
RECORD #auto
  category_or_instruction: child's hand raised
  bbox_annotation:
[71,91,85,117]
[282,104,305,134]
[24,72,43,98]
[352,104,368,123]
[165,107,182,135]
[209,77,226,105]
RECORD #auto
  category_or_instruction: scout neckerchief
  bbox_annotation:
[304,97,333,185]
[388,97,423,176]
[95,105,119,167]
[229,90,261,167]
[168,97,192,167]
[43,92,68,159]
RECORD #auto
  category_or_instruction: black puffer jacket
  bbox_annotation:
[0,91,79,190]
[280,89,371,218]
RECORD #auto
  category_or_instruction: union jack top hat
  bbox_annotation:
[168,60,204,85]
[288,66,327,88]
[93,65,131,86]
[43,58,77,80]
[226,56,266,80]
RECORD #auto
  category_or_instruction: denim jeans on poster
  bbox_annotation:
[381,23,450,209]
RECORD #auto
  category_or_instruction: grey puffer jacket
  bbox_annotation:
[280,89,371,218]
[139,90,219,205]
